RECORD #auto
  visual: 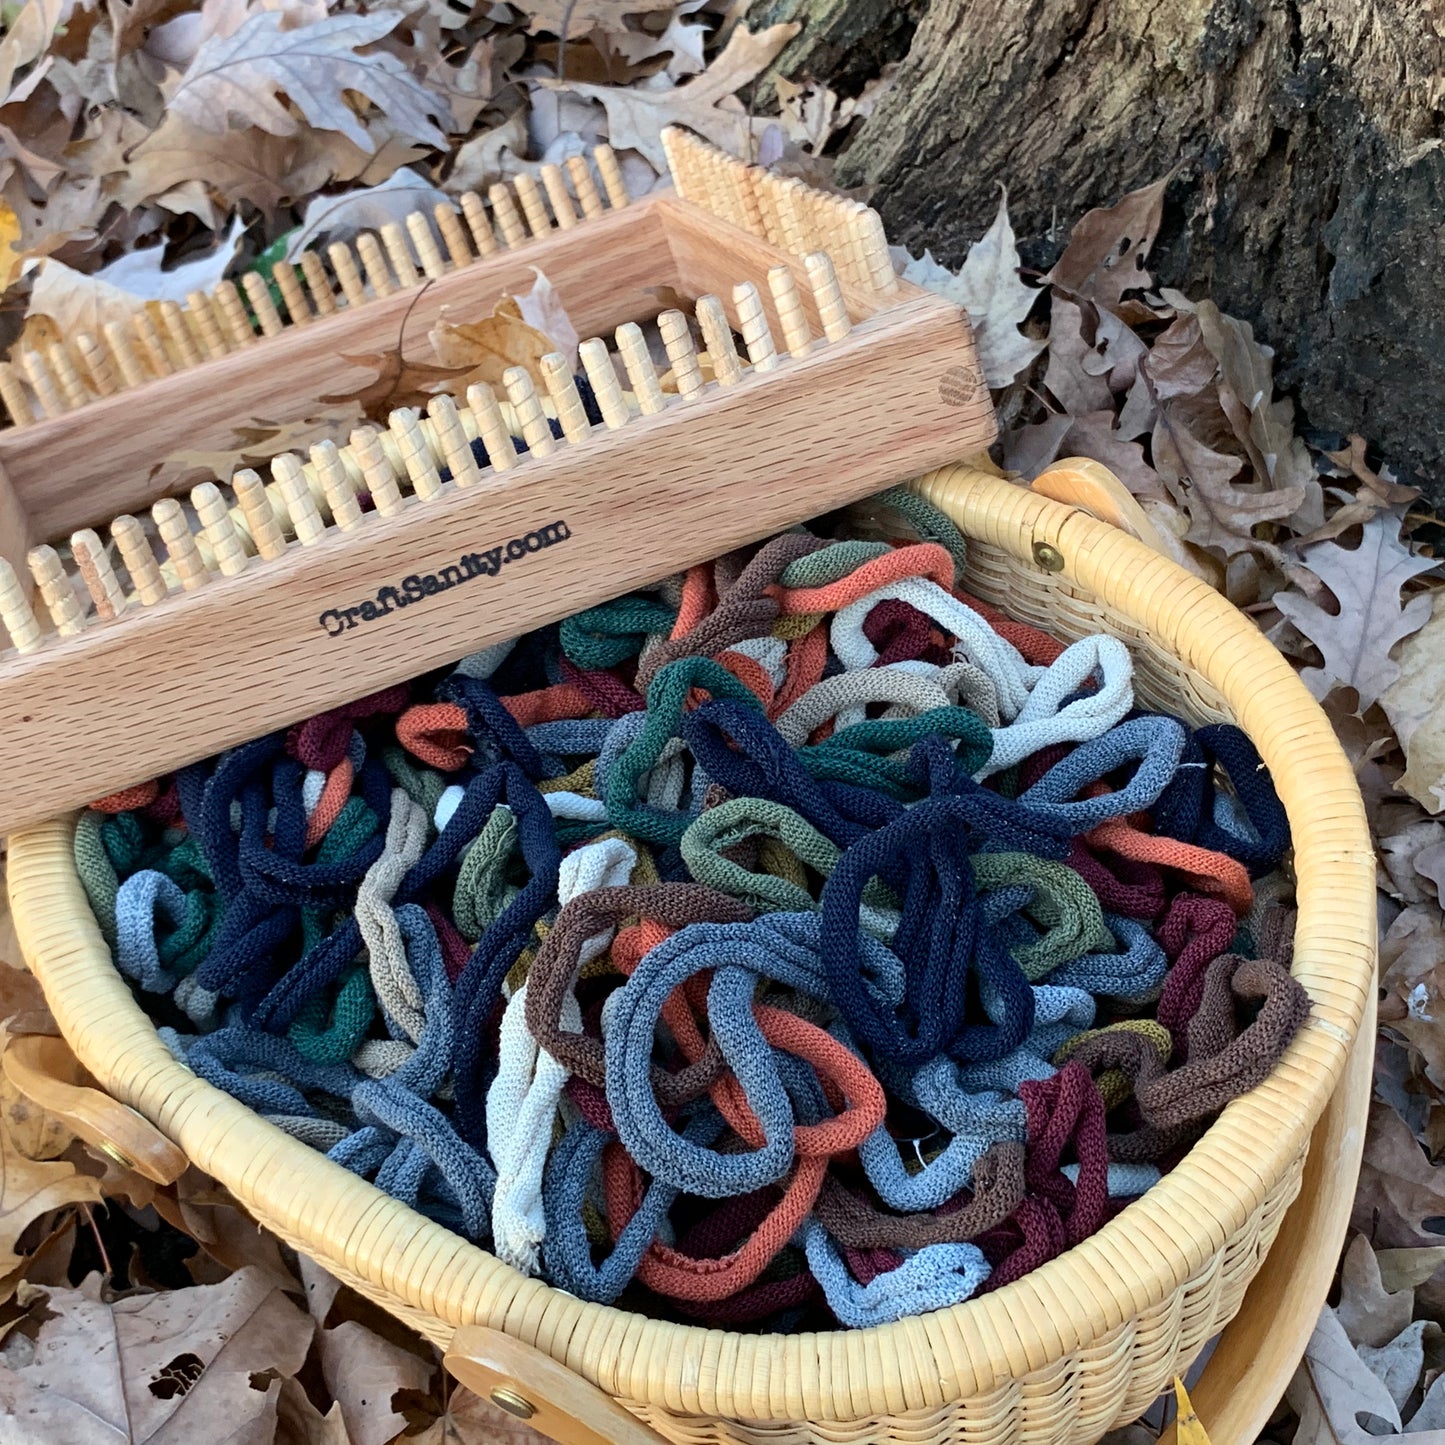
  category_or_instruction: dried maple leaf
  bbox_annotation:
[1274,512,1437,712]
[898,189,1043,389]
[541,22,799,169]
[0,1267,314,1439]
[162,9,451,155]
[1046,176,1168,310]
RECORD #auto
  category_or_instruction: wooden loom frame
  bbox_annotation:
[0,128,995,833]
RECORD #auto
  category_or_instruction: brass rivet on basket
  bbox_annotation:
[490,1388,536,1420]
[96,1140,136,1172]
[1032,541,1065,573]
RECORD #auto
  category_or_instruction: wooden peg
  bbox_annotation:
[540,353,590,443]
[403,211,446,281]
[329,242,369,306]
[660,126,691,197]
[70,528,126,619]
[616,322,665,415]
[539,164,578,230]
[232,469,288,559]
[157,300,202,368]
[48,343,90,408]
[513,172,552,237]
[595,145,628,209]
[658,310,704,399]
[110,515,167,606]
[464,383,517,471]
[435,203,473,268]
[732,281,778,372]
[133,310,173,376]
[460,192,499,257]
[241,271,285,337]
[579,337,629,429]
[186,289,229,360]
[75,332,120,397]
[356,233,396,298]
[805,251,851,341]
[29,546,85,634]
[309,441,364,529]
[103,322,148,388]
[767,266,813,359]
[694,295,743,387]
[489,184,527,248]
[566,155,604,218]
[153,498,208,591]
[380,223,420,287]
[0,556,43,650]
[20,350,66,417]
[0,363,35,426]
[272,453,326,542]
[211,280,253,348]
[427,393,482,487]
[390,408,444,498]
[503,367,555,456]
[273,260,311,325]
[192,481,249,576]
[853,204,898,298]
[298,252,337,317]
[349,425,406,514]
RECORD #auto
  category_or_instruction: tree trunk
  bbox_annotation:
[806,0,1445,491]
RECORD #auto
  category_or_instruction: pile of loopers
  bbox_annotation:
[79,486,1308,1332]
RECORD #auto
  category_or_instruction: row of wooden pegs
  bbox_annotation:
[0,251,854,656]
[660,127,896,300]
[0,147,631,431]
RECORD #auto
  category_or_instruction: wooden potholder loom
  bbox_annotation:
[0,128,993,834]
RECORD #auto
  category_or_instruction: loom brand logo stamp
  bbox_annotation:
[318,519,572,636]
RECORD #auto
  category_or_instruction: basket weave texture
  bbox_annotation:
[7,464,1376,1445]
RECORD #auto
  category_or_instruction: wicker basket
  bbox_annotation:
[6,460,1377,1445]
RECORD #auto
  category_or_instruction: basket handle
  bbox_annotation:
[444,1325,669,1444]
[2,1032,189,1184]
[1029,456,1171,553]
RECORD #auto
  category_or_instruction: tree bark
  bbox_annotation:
[811,0,1445,491]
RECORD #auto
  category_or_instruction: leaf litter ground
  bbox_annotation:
[1,2,1443,1440]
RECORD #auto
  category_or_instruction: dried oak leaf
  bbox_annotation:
[542,22,799,169]
[322,350,472,422]
[1383,591,1445,813]
[0,1266,314,1443]
[511,0,676,39]
[161,9,451,155]
[429,295,556,391]
[1274,512,1437,712]
[1287,1305,1410,1445]
[0,1082,101,1295]
[1354,1100,1445,1249]
[897,189,1043,389]
[1046,176,1168,310]
[1337,1234,1417,1349]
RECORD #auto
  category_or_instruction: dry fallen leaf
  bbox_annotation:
[1286,1305,1409,1445]
[283,166,451,258]
[511,0,676,39]
[25,215,246,334]
[0,1266,314,1443]
[161,9,450,155]
[897,189,1044,389]
[1274,513,1438,712]
[1337,1234,1416,1348]
[1382,590,1445,814]
[322,349,473,422]
[542,22,800,169]
[429,294,559,391]
[1046,177,1168,310]
[1354,1101,1445,1249]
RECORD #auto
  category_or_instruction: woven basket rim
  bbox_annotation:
[6,464,1377,1422]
